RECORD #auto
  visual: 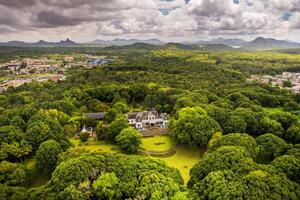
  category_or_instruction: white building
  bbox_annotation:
[126,108,168,130]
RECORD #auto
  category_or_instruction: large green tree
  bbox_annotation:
[36,140,62,174]
[110,117,129,139]
[116,127,142,153]
[170,107,221,147]
[256,133,290,163]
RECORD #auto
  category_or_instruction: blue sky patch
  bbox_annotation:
[159,9,173,16]
[282,12,292,21]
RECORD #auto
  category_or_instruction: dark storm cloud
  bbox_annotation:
[0,0,37,8]
[0,13,22,26]
[36,11,82,27]
[0,25,16,34]
[40,0,130,11]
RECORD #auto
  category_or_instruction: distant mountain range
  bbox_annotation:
[0,38,77,47]
[185,37,247,47]
[1,37,300,50]
[240,37,300,50]
[91,38,165,46]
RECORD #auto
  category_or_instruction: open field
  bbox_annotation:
[158,145,202,184]
[140,135,176,151]
[70,136,201,184]
[69,138,119,153]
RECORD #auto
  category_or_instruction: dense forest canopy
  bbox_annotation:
[0,46,300,199]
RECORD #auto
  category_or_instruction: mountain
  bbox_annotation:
[186,38,247,47]
[0,39,78,47]
[162,43,201,50]
[58,38,77,46]
[36,40,50,46]
[200,44,235,51]
[104,42,161,50]
[2,37,300,50]
[91,38,165,46]
[0,41,31,47]
[241,37,300,50]
[206,38,247,47]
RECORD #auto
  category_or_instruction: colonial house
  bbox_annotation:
[126,108,168,130]
[78,124,94,136]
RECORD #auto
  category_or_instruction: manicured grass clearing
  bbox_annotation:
[141,135,176,151]
[24,158,50,188]
[70,136,201,184]
[70,138,118,153]
[159,146,201,184]
[141,136,201,184]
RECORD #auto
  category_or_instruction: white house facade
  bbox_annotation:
[126,108,168,130]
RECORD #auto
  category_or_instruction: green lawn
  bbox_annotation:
[263,107,284,114]
[140,135,201,184]
[70,138,119,153]
[141,135,176,151]
[158,145,201,184]
[24,158,50,188]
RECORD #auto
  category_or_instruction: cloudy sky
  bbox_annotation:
[1,0,300,42]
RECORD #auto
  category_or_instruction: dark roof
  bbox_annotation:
[127,112,139,119]
[83,112,107,119]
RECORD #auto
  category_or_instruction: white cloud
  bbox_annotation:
[0,0,300,42]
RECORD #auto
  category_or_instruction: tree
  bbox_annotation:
[34,153,183,199]
[259,117,284,138]
[36,140,62,174]
[116,127,142,153]
[256,134,290,163]
[286,126,300,144]
[284,101,299,112]
[59,185,87,200]
[0,185,28,200]
[104,108,119,123]
[0,126,24,144]
[64,124,77,138]
[10,116,26,131]
[283,80,292,88]
[0,161,27,186]
[110,118,129,139]
[112,102,128,114]
[136,171,184,200]
[96,123,111,140]
[188,146,255,187]
[190,169,300,200]
[79,131,90,142]
[208,133,257,159]
[26,121,53,151]
[222,114,247,134]
[170,107,221,147]
[189,170,245,200]
[241,170,299,200]
[270,112,297,131]
[0,140,32,162]
[272,155,300,183]
[92,173,121,200]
